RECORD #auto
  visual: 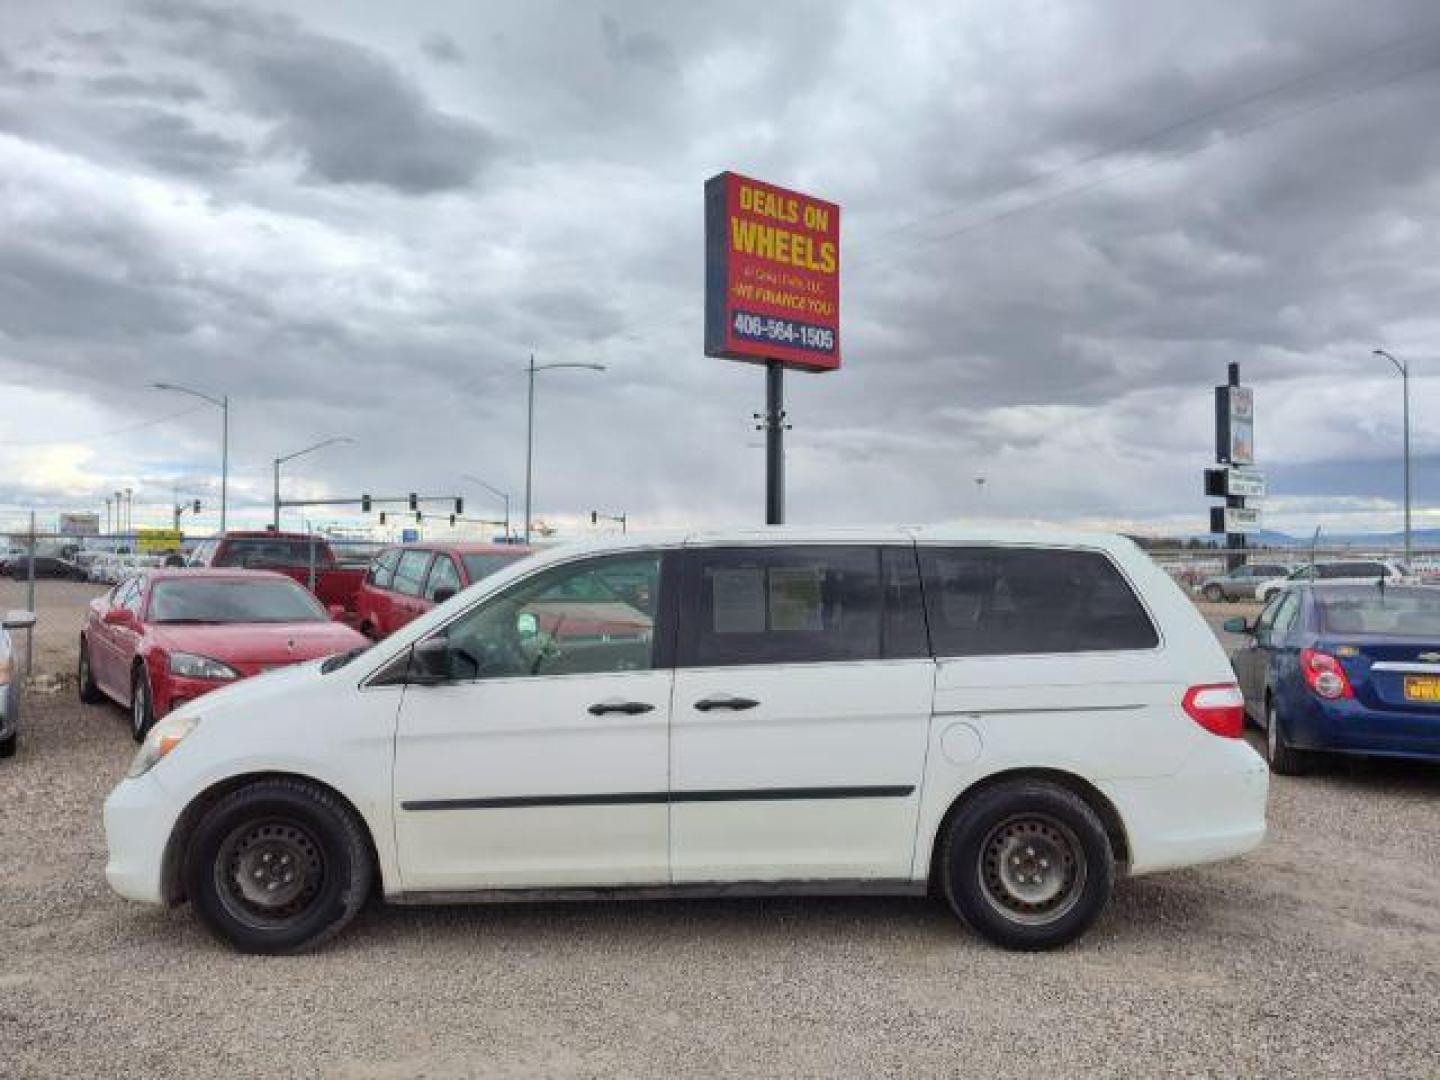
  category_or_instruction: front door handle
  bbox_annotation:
[587,699,656,716]
[694,695,760,712]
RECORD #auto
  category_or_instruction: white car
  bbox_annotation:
[1255,559,1406,603]
[103,527,1267,954]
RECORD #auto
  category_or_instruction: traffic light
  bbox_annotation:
[379,512,387,525]
[408,492,418,511]
[362,493,372,513]
[449,513,456,526]
[415,511,423,523]
[192,499,201,513]
[454,497,464,516]
[590,511,598,524]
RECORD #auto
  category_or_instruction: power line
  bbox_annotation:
[0,403,206,447]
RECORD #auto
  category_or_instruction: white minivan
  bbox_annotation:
[104,527,1267,953]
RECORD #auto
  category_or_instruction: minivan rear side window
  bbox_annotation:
[680,545,924,667]
[919,547,1158,657]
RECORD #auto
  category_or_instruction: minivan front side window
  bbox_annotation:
[919,547,1158,657]
[437,554,662,679]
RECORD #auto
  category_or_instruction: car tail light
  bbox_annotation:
[1301,648,1354,700]
[1182,683,1245,738]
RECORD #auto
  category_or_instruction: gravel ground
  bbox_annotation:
[2,580,1437,1078]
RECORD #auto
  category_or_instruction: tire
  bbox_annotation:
[184,778,373,954]
[938,781,1114,950]
[1264,696,1312,776]
[1203,584,1225,602]
[78,638,104,704]
[130,665,155,742]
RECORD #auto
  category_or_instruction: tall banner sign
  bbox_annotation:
[704,172,841,372]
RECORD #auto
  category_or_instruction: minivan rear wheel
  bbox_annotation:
[184,778,372,954]
[939,781,1114,950]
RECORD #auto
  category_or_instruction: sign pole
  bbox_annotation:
[1225,362,1246,570]
[765,361,785,524]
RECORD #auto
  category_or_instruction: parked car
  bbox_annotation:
[186,532,370,620]
[356,542,535,639]
[1228,582,1440,774]
[79,569,368,741]
[103,527,1267,955]
[1,609,38,758]
[1256,560,1406,602]
[1198,562,1291,603]
[4,555,88,581]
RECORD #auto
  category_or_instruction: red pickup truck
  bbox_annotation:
[185,532,371,620]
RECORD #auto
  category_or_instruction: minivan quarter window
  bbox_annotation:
[919,546,1158,657]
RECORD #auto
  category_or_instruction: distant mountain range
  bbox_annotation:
[1173,528,1440,549]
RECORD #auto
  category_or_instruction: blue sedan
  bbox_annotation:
[1227,583,1440,774]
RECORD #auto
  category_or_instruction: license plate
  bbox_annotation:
[1403,676,1440,702]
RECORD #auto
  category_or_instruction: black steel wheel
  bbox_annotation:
[184,778,372,954]
[939,781,1114,950]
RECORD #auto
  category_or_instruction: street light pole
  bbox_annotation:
[462,475,512,541]
[152,383,229,532]
[272,437,356,531]
[1374,349,1412,570]
[522,355,606,543]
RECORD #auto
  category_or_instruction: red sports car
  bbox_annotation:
[79,569,369,740]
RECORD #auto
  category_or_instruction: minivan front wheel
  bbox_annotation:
[184,779,372,954]
[939,781,1114,950]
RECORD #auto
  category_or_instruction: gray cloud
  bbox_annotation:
[419,31,465,66]
[150,3,501,193]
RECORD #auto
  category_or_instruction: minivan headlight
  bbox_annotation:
[169,652,239,681]
[127,715,199,778]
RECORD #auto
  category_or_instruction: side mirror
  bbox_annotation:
[409,636,454,684]
[1222,616,1252,634]
[433,587,457,604]
[2,610,36,631]
[102,608,137,629]
[327,604,346,621]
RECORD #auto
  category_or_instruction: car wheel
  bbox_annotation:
[184,778,373,954]
[130,665,155,742]
[1203,584,1225,602]
[78,638,104,704]
[1265,697,1311,776]
[938,781,1114,950]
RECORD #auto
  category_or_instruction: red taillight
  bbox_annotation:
[1300,648,1354,700]
[1182,683,1246,738]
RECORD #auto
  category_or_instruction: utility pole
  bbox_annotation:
[152,383,229,532]
[1374,349,1412,570]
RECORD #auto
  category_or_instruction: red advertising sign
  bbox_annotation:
[705,172,841,372]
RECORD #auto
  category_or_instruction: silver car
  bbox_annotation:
[1199,562,1292,602]
[1,610,37,758]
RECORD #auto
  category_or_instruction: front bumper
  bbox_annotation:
[1099,738,1269,875]
[103,771,182,905]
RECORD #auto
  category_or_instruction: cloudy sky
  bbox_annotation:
[2,0,1438,540]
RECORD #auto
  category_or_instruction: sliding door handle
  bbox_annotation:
[694,695,760,712]
[587,699,656,716]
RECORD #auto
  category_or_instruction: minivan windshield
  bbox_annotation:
[148,578,327,624]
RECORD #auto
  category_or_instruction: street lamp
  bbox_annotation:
[524,354,605,543]
[273,437,355,530]
[461,474,511,541]
[153,383,229,532]
[1374,349,1412,570]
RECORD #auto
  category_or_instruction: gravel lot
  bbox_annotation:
[2,580,1437,1078]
